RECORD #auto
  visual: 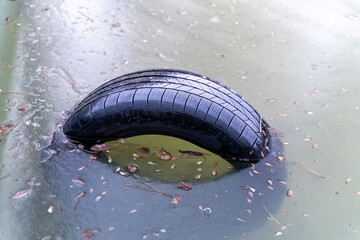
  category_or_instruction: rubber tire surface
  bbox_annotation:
[63,69,269,160]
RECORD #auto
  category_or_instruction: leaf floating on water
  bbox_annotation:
[138,147,150,154]
[133,153,144,160]
[95,191,108,201]
[155,148,173,161]
[178,181,192,191]
[119,171,129,176]
[194,174,201,180]
[345,178,352,184]
[72,179,85,186]
[274,232,282,237]
[11,188,30,200]
[128,164,139,173]
[90,144,113,152]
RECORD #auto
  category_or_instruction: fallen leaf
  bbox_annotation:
[246,208,252,215]
[133,153,143,159]
[90,144,113,152]
[171,195,183,207]
[277,179,287,185]
[194,174,201,180]
[178,182,192,191]
[10,188,30,199]
[128,209,137,214]
[138,147,150,154]
[81,230,93,240]
[128,164,139,173]
[155,148,173,160]
[212,170,217,176]
[95,191,107,201]
[345,178,352,184]
[287,189,293,197]
[47,205,53,213]
[107,226,115,232]
[304,135,312,141]
[18,104,29,111]
[74,191,86,206]
[72,179,85,186]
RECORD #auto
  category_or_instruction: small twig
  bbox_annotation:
[295,162,327,179]
[0,90,39,96]
[57,67,81,94]
[77,10,94,22]
[131,174,162,193]
[0,173,10,180]
[120,184,172,198]
[263,203,281,225]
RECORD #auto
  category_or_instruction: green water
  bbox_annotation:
[1,0,360,239]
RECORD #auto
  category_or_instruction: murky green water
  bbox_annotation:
[1,0,360,239]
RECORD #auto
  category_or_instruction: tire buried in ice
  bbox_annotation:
[62,69,270,163]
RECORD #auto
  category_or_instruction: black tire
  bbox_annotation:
[62,69,270,161]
